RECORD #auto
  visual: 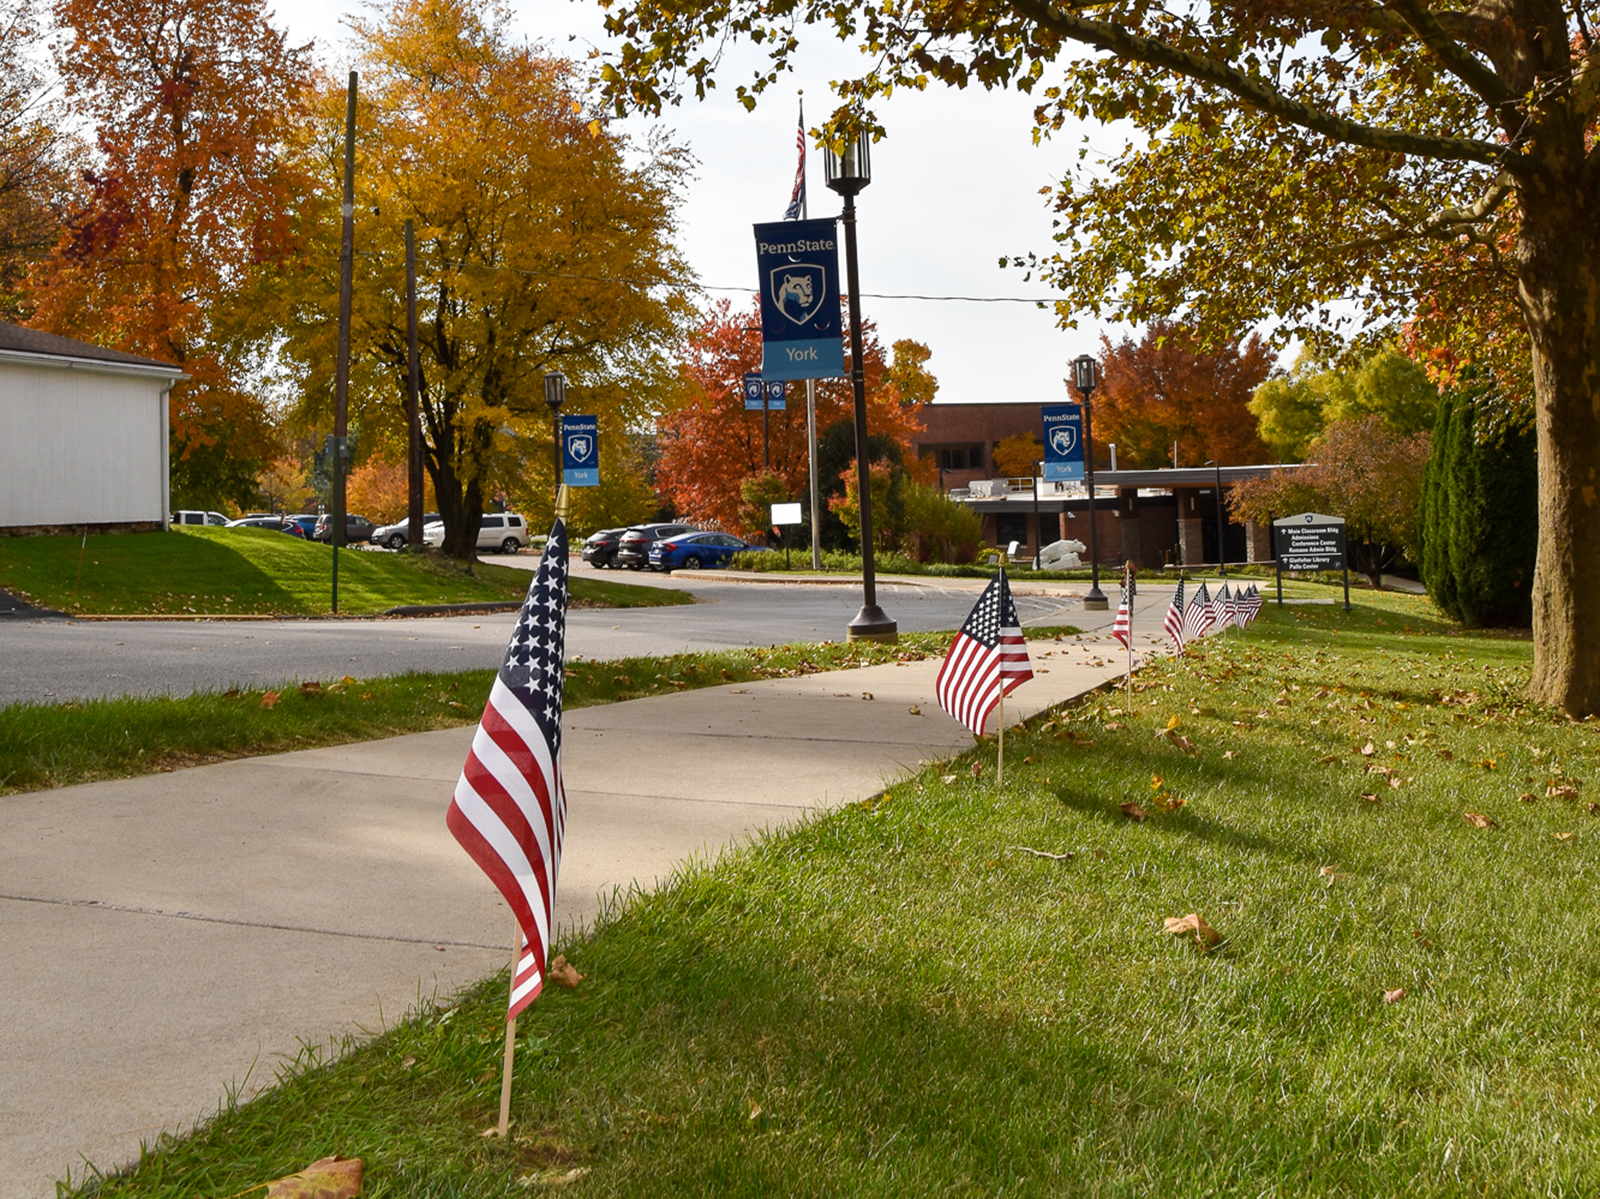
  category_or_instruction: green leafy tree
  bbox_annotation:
[1251,347,1439,461]
[1420,376,1537,627]
[598,0,1600,715]
[900,481,982,564]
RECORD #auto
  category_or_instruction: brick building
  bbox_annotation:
[912,402,1300,569]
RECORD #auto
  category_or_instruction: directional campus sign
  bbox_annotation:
[1272,511,1350,610]
[561,414,599,487]
[1041,403,1085,482]
[753,218,845,381]
[743,372,765,411]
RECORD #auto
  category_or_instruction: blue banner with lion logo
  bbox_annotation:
[561,414,599,487]
[753,218,845,381]
[1042,404,1085,483]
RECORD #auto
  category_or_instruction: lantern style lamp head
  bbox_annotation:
[543,371,566,414]
[823,129,872,198]
[1072,354,1100,397]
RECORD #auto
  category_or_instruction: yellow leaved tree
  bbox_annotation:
[273,0,691,557]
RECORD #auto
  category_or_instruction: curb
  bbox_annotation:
[384,601,524,617]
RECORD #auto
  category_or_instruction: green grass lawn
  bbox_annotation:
[72,592,1600,1198]
[0,638,955,797]
[0,528,685,615]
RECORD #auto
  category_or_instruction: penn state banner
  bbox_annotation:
[1042,404,1085,483]
[743,372,765,411]
[561,414,599,487]
[753,218,845,381]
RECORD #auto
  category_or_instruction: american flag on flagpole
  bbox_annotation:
[936,569,1033,735]
[1163,576,1186,653]
[783,101,806,220]
[1182,580,1215,643]
[446,519,570,1019]
[1215,582,1234,631]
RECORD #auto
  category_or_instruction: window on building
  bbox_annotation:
[931,443,985,471]
[997,514,1029,546]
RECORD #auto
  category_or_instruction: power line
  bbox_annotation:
[352,248,1060,305]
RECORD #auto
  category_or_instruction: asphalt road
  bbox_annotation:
[0,564,1113,706]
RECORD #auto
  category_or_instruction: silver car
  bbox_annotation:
[422,512,530,553]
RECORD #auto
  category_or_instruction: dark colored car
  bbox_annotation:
[648,531,772,572]
[312,513,376,545]
[225,515,305,538]
[581,528,626,568]
[612,523,696,570]
[286,515,319,539]
[371,512,441,550]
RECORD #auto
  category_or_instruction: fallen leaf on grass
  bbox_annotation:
[1556,831,1578,843]
[1464,812,1496,828]
[1519,792,1537,803]
[299,681,324,697]
[1151,792,1187,812]
[1162,913,1220,949]
[1023,755,1041,764]
[260,690,280,709]
[1360,792,1380,804]
[547,955,584,988]
[262,1157,362,1198]
[1480,757,1498,771]
[1360,741,1375,757]
[1384,988,1407,1004]
[1548,783,1580,799]
[1119,801,1148,822]
[1319,865,1349,882]
[1316,755,1340,765]
[1437,749,1454,761]
[519,1167,589,1189]
[1103,721,1125,731]
[941,774,957,784]
[1013,845,1075,861]
[970,761,983,779]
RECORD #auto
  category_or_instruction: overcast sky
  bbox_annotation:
[272,0,1133,405]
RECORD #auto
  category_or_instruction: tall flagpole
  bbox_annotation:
[799,96,823,571]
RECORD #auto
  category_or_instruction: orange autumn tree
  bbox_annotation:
[1090,321,1273,469]
[30,0,310,507]
[656,299,931,541]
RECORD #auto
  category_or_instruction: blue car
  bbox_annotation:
[648,531,772,572]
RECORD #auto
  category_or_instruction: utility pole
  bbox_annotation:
[405,219,423,552]
[331,71,357,612]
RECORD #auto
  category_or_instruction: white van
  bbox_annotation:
[422,512,529,553]
[171,510,230,526]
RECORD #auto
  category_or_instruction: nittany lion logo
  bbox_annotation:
[1049,425,1079,457]
[566,434,593,463]
[770,264,826,326]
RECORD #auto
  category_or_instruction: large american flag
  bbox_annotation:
[446,519,569,1019]
[783,101,807,220]
[936,569,1033,735]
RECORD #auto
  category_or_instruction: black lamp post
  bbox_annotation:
[1206,458,1227,575]
[1073,353,1107,610]
[826,126,896,642]
[544,372,566,492]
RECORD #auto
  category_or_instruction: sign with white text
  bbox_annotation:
[743,372,765,411]
[754,218,845,381]
[561,414,599,487]
[1272,512,1346,571]
[1041,404,1085,482]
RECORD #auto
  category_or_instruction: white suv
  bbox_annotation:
[422,512,529,553]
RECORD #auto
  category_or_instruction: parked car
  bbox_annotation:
[649,531,772,572]
[312,513,376,544]
[171,510,230,526]
[613,523,696,570]
[421,512,530,554]
[225,515,305,538]
[580,528,627,568]
[285,515,319,539]
[371,512,441,550]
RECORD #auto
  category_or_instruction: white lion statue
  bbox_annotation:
[1038,538,1086,569]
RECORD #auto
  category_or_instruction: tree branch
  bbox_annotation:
[1381,0,1517,107]
[1416,169,1514,233]
[1009,0,1514,167]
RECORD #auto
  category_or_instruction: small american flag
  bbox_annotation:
[783,102,806,220]
[1163,576,1186,653]
[1243,584,1263,623]
[446,519,570,1019]
[1182,580,1214,644]
[1215,582,1235,632]
[936,569,1033,735]
[1111,585,1132,649]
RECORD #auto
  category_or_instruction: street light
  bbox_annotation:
[544,371,566,492]
[1072,353,1107,610]
[1205,459,1227,575]
[825,126,896,642]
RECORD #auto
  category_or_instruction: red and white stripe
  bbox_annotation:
[1112,590,1132,649]
[446,676,566,1019]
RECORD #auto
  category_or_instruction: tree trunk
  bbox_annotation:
[1520,159,1600,715]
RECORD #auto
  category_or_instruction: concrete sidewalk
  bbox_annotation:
[0,625,1165,1197]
